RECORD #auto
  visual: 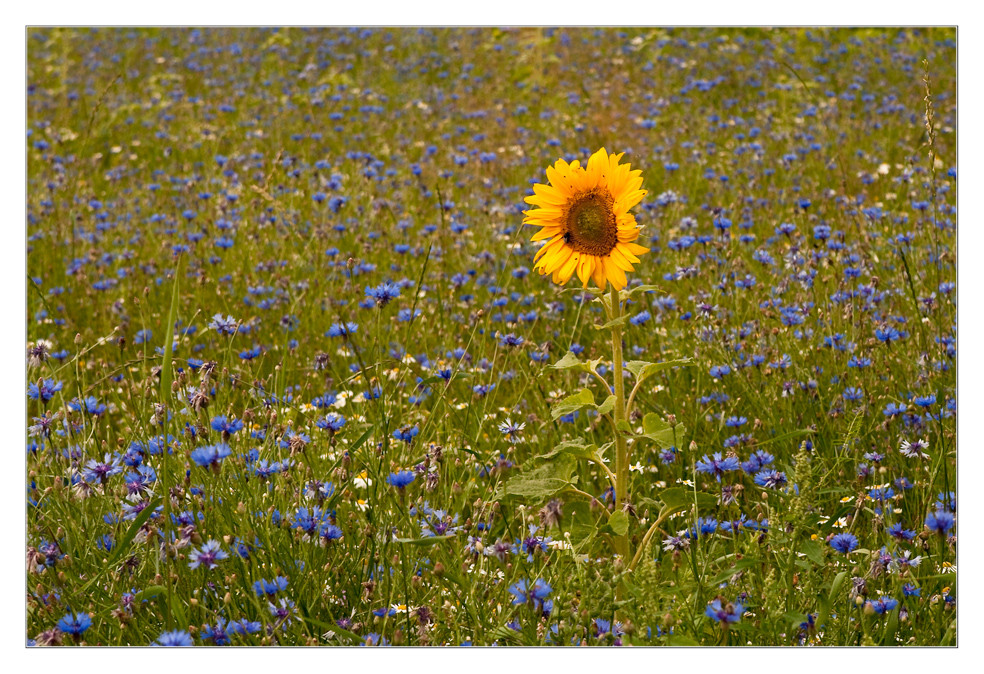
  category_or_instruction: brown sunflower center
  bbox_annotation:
[565,190,617,256]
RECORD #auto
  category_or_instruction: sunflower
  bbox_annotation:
[524,148,649,291]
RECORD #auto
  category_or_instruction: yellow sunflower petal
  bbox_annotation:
[591,255,608,289]
[531,226,562,242]
[621,242,650,256]
[533,235,564,264]
[577,255,594,288]
[615,189,647,212]
[555,252,579,285]
[604,256,628,290]
[609,246,636,272]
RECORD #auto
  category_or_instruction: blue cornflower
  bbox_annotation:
[887,522,917,541]
[843,387,864,402]
[190,443,232,469]
[883,403,907,417]
[473,383,495,397]
[228,620,262,636]
[695,452,740,481]
[154,630,194,646]
[935,491,956,512]
[291,506,329,535]
[201,618,231,645]
[902,584,921,598]
[253,576,289,597]
[253,459,283,480]
[875,326,902,344]
[387,471,416,489]
[925,509,954,534]
[498,332,525,347]
[829,532,858,554]
[683,517,718,540]
[497,419,526,442]
[57,612,92,636]
[913,394,936,408]
[365,282,401,307]
[867,597,898,615]
[754,469,787,489]
[83,454,124,484]
[629,311,651,326]
[268,598,297,624]
[320,523,344,543]
[316,413,347,433]
[740,449,774,474]
[188,539,228,570]
[848,356,872,369]
[393,425,419,444]
[27,379,62,403]
[709,364,731,379]
[69,396,107,416]
[326,322,358,338]
[209,314,239,335]
[210,415,245,435]
[705,598,744,624]
[508,578,553,615]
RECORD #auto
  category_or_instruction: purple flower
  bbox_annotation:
[829,532,858,554]
[188,539,228,570]
[705,598,744,624]
[695,452,740,481]
[154,630,194,646]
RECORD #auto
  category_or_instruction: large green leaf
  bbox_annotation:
[798,539,825,566]
[602,510,630,537]
[564,500,597,552]
[500,459,578,501]
[594,315,631,330]
[620,284,663,301]
[637,413,685,448]
[666,634,700,646]
[657,487,718,517]
[548,351,604,374]
[596,395,617,416]
[550,388,596,420]
[625,358,693,384]
[537,440,607,463]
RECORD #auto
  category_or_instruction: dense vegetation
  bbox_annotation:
[26,27,956,646]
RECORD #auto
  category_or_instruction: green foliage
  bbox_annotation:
[24,26,956,647]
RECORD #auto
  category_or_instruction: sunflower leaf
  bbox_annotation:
[636,413,685,448]
[550,388,596,420]
[621,284,663,300]
[625,358,693,384]
[548,351,604,374]
[499,459,578,501]
[594,315,631,331]
[596,395,617,416]
[658,487,718,514]
[536,440,599,462]
[602,510,630,537]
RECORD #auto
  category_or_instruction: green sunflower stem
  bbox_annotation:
[609,284,630,559]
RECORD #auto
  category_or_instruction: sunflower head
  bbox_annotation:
[523,148,649,291]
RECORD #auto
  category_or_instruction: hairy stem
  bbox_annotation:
[610,284,629,558]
